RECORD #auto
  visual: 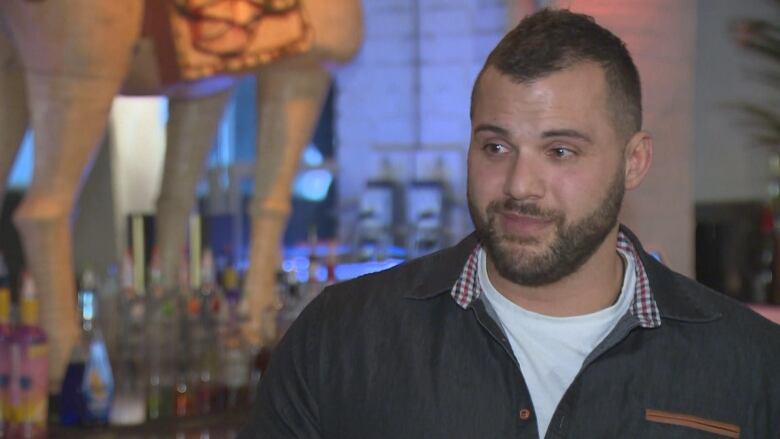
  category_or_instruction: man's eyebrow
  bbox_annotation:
[473,124,509,136]
[541,129,592,143]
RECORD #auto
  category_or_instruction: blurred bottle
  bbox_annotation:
[192,249,224,415]
[325,242,338,286]
[59,317,87,425]
[222,267,241,310]
[110,252,146,426]
[60,270,115,426]
[0,256,11,437]
[78,270,114,426]
[146,249,175,421]
[248,268,284,404]
[98,264,120,363]
[307,226,322,284]
[8,273,48,438]
[275,269,301,341]
[173,255,194,418]
[220,268,249,408]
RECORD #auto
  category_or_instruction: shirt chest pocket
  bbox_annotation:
[644,409,741,438]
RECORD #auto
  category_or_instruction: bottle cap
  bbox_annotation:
[20,272,39,325]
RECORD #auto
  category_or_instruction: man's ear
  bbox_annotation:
[623,131,653,190]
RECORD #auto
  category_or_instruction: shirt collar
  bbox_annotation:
[449,228,662,328]
[405,225,721,325]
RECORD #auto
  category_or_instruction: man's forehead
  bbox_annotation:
[470,63,619,144]
[475,64,608,112]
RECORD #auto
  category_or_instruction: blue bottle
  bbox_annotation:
[59,270,115,426]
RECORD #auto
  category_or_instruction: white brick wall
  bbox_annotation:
[335,0,506,243]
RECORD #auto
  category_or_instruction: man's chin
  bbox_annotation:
[492,238,550,265]
[495,230,547,248]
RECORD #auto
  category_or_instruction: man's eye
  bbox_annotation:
[484,143,510,154]
[549,146,575,158]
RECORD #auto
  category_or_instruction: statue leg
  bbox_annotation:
[12,74,123,392]
[244,60,331,347]
[1,0,143,392]
[0,28,28,203]
[156,89,233,288]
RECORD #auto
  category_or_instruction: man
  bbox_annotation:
[240,8,780,439]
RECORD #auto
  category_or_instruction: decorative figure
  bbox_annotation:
[0,0,363,390]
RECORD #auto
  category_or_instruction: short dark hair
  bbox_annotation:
[472,8,642,142]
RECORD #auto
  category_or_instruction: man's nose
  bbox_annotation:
[503,154,545,201]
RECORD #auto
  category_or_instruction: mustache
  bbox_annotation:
[487,199,560,221]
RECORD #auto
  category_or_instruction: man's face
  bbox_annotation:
[467,62,627,287]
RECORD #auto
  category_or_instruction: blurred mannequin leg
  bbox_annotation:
[2,0,142,390]
[244,60,331,347]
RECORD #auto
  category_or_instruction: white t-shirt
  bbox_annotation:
[479,248,636,438]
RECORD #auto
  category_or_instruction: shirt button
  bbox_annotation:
[519,408,532,421]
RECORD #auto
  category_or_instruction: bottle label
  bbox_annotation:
[8,342,48,428]
[82,340,114,420]
[85,368,110,411]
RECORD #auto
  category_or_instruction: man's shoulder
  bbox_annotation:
[323,245,458,303]
[321,234,478,307]
[663,267,780,345]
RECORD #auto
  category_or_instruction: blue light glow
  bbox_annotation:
[293,169,333,202]
[302,144,324,167]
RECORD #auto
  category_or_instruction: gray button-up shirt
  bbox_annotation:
[240,226,780,438]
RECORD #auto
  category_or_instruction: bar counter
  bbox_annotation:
[48,406,249,439]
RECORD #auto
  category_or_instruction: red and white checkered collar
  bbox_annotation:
[450,230,662,328]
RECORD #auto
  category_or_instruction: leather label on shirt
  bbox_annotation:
[645,408,740,438]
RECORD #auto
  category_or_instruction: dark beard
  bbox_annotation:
[468,169,625,287]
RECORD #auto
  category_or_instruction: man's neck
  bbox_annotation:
[485,230,625,317]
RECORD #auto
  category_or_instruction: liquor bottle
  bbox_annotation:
[220,267,249,408]
[173,365,192,418]
[222,267,241,310]
[221,326,249,409]
[275,269,301,340]
[146,249,175,421]
[307,225,322,285]
[78,270,114,425]
[8,273,48,438]
[0,255,11,438]
[246,268,283,404]
[113,215,149,424]
[59,318,87,425]
[325,242,338,286]
[173,254,194,418]
[99,264,120,363]
[186,286,204,417]
[192,249,224,415]
[60,270,115,426]
[109,252,146,426]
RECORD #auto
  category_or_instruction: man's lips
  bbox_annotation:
[498,211,553,235]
